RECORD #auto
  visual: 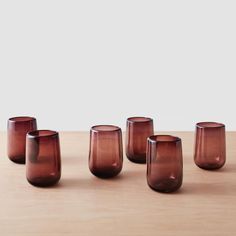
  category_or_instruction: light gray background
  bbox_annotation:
[0,1,235,131]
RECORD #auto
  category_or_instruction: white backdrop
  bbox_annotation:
[0,1,235,131]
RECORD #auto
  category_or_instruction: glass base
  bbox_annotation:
[27,176,60,187]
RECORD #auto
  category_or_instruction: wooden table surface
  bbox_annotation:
[0,131,236,236]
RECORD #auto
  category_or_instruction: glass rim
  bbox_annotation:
[8,116,36,122]
[196,122,225,129]
[148,135,181,143]
[91,125,121,132]
[127,116,153,123]
[27,130,58,138]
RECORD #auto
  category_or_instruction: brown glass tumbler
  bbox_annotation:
[126,117,154,163]
[194,122,226,170]
[7,116,37,164]
[147,135,183,193]
[26,130,61,187]
[89,125,123,178]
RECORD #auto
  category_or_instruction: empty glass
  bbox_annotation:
[89,125,123,178]
[7,116,37,164]
[194,122,226,170]
[26,130,61,187]
[147,135,183,193]
[126,117,154,163]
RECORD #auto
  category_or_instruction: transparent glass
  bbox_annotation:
[126,117,154,163]
[7,116,37,164]
[26,130,61,187]
[89,125,123,178]
[147,135,183,193]
[194,122,226,170]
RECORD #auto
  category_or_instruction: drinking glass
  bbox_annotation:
[194,122,226,170]
[8,116,37,164]
[147,135,183,193]
[26,130,61,187]
[89,125,123,178]
[126,117,154,163]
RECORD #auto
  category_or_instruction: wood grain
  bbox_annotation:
[0,131,236,236]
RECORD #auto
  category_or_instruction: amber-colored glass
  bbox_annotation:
[126,117,154,163]
[89,125,123,178]
[147,135,183,193]
[26,130,61,187]
[194,122,226,170]
[7,116,37,164]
